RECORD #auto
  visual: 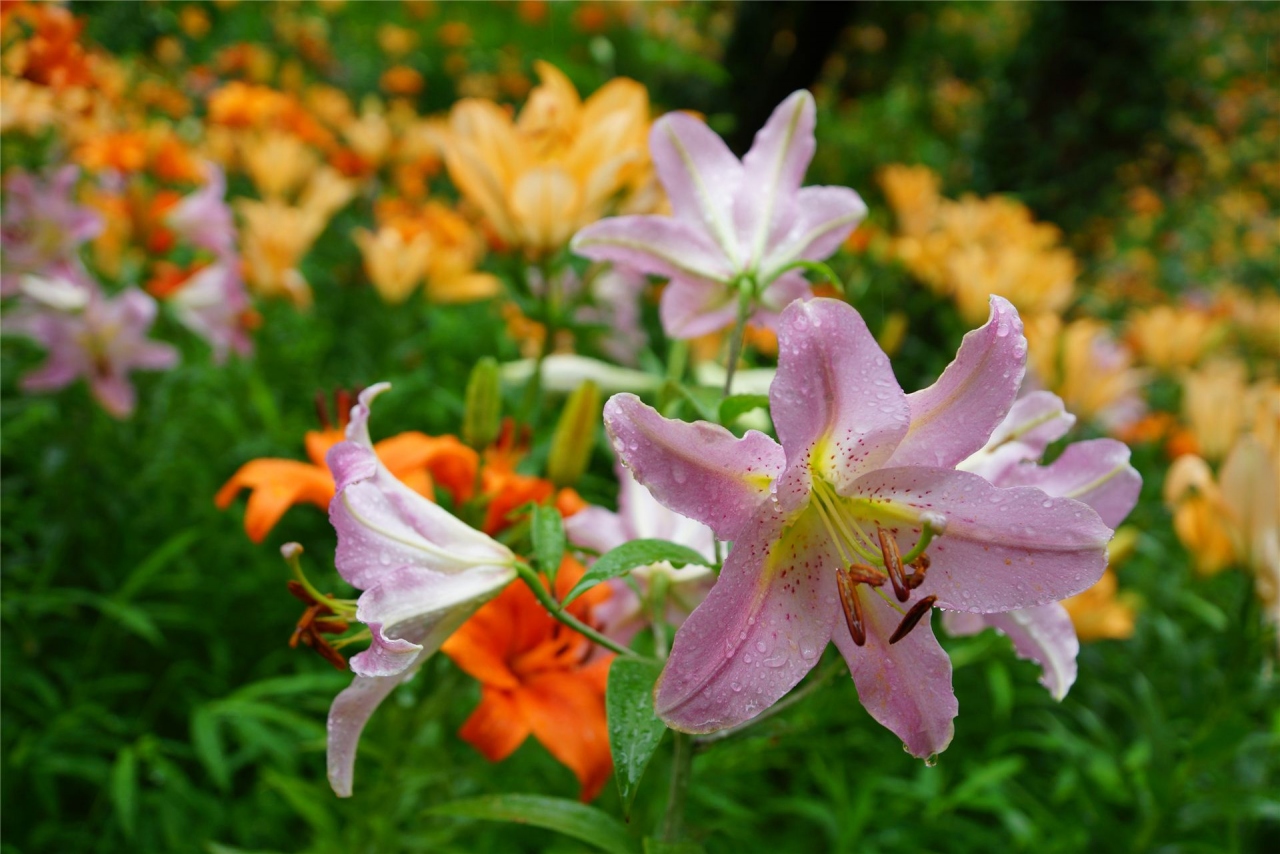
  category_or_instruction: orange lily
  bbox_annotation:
[443,556,614,801]
[217,392,479,542]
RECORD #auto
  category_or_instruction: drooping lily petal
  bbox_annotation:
[324,383,517,797]
[609,296,1115,758]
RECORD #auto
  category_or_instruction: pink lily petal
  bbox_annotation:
[648,112,745,263]
[754,270,812,319]
[887,296,1026,469]
[982,604,1079,701]
[654,509,836,733]
[328,385,516,590]
[832,589,956,758]
[771,298,910,509]
[604,393,783,542]
[658,277,741,339]
[571,215,733,284]
[959,391,1076,483]
[850,466,1112,613]
[348,622,423,678]
[995,439,1142,529]
[737,90,817,269]
[762,185,868,278]
[328,664,421,797]
[563,506,630,557]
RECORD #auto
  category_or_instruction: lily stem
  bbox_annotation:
[722,279,754,398]
[514,563,642,659]
[661,731,693,843]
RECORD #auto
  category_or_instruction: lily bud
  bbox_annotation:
[547,379,601,489]
[463,357,502,451]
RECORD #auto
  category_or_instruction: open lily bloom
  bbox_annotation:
[944,391,1142,700]
[604,296,1113,757]
[324,383,518,796]
[572,90,867,338]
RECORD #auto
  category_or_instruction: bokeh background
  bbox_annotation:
[2,2,1278,852]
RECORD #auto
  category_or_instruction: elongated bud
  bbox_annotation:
[463,357,502,450]
[547,379,601,489]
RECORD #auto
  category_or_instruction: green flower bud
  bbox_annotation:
[547,379,601,489]
[463,357,502,450]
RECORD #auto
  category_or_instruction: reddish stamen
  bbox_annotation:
[314,390,331,430]
[878,528,909,602]
[844,563,886,587]
[905,553,930,590]
[836,569,867,647]
[889,595,937,645]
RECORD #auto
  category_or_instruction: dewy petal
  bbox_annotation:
[995,439,1142,529]
[353,563,516,672]
[980,603,1079,701]
[348,622,423,678]
[958,391,1076,482]
[571,215,733,284]
[770,298,910,509]
[604,393,783,542]
[761,185,868,279]
[831,589,956,758]
[849,467,1112,613]
[654,508,837,733]
[648,112,745,265]
[563,506,629,557]
[887,297,1027,469]
[328,384,515,589]
[328,667,417,797]
[738,90,816,269]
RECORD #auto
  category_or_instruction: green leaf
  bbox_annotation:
[607,658,667,813]
[191,706,230,791]
[644,840,707,854]
[116,527,199,601]
[428,794,638,854]
[110,745,139,839]
[564,539,711,606]
[718,394,770,426]
[531,503,567,585]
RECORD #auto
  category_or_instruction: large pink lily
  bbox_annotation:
[324,384,518,796]
[603,296,1113,757]
[945,391,1142,699]
[571,91,867,338]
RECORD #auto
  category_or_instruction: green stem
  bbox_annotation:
[517,261,559,423]
[661,731,693,843]
[761,259,844,294]
[722,281,754,398]
[514,563,642,659]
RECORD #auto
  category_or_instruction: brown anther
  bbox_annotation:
[836,568,867,647]
[334,388,353,430]
[889,595,937,645]
[905,553,930,590]
[878,528,909,602]
[844,563,886,587]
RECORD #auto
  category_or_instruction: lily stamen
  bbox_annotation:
[905,554,930,591]
[844,563,886,587]
[889,595,938,645]
[835,568,867,647]
[878,528,910,603]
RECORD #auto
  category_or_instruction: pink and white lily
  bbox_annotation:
[571,91,867,338]
[1,165,102,295]
[945,391,1142,699]
[3,268,178,418]
[603,296,1113,758]
[324,383,518,796]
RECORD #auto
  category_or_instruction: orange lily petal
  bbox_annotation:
[516,669,613,802]
[375,432,479,503]
[442,593,523,691]
[458,687,531,762]
[215,459,334,542]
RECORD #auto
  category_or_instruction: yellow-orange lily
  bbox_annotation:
[444,60,655,257]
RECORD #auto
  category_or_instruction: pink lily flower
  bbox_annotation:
[165,162,237,257]
[1,165,102,295]
[571,91,867,338]
[566,462,716,643]
[4,269,177,418]
[166,258,253,363]
[324,383,518,797]
[945,391,1142,699]
[603,296,1113,758]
